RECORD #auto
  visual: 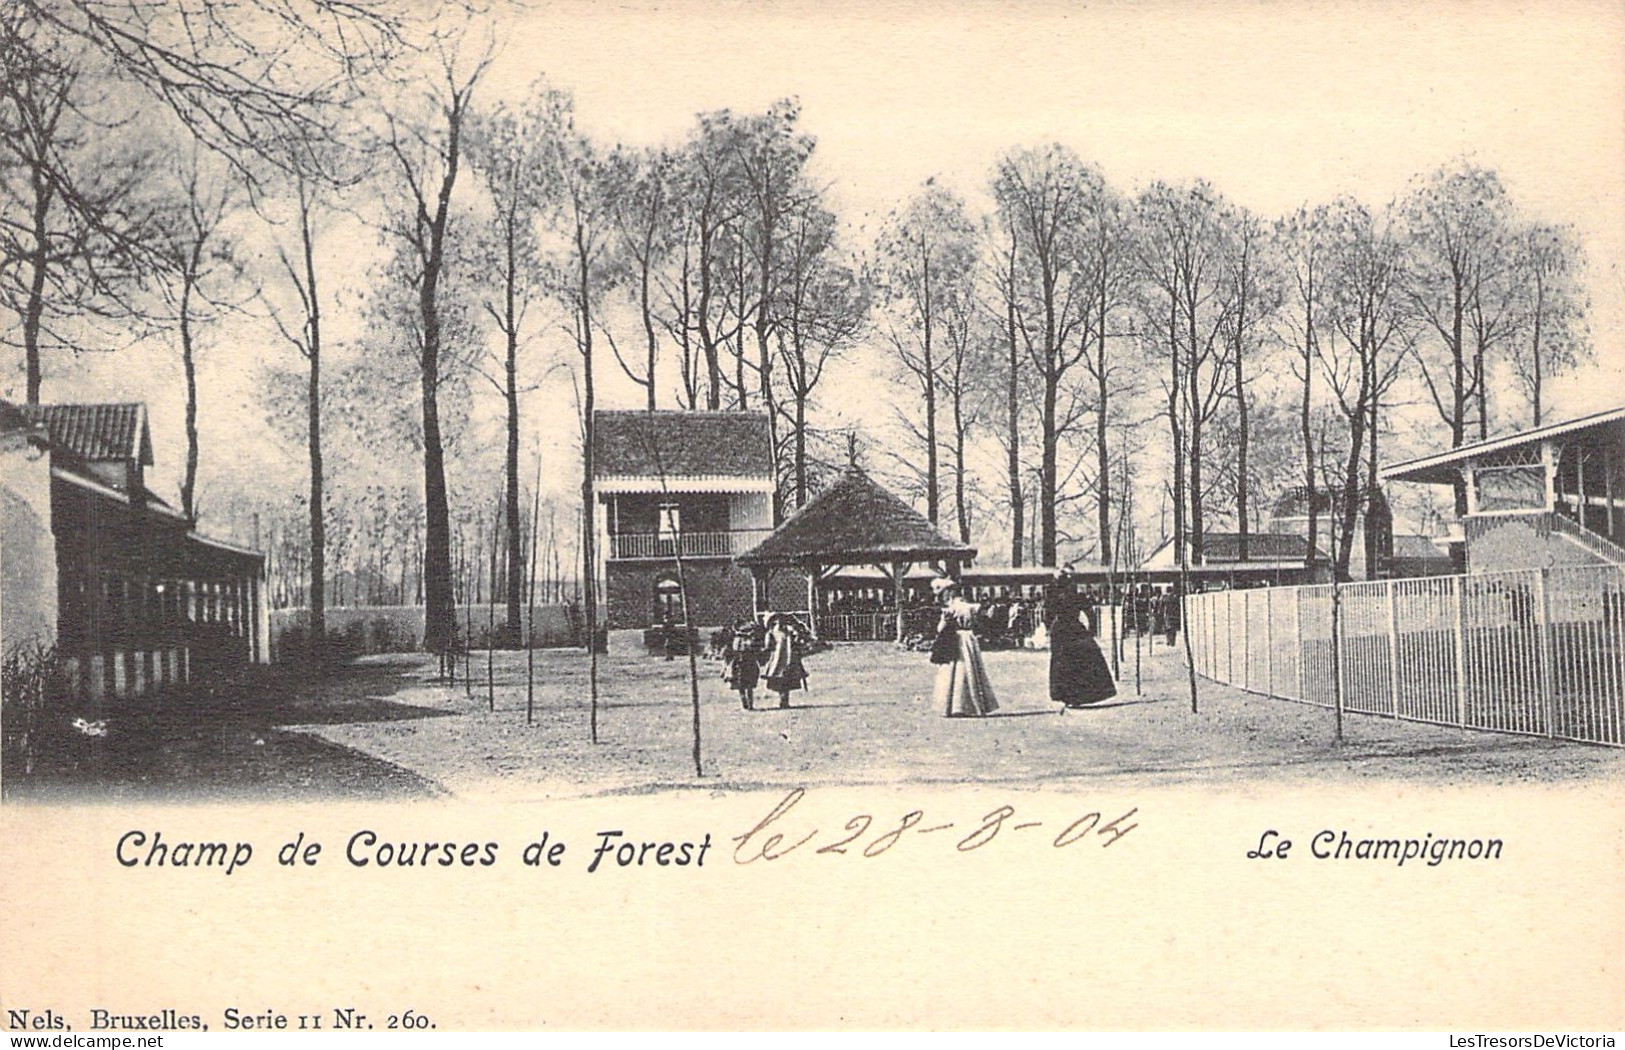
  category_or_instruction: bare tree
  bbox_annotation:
[468,80,566,646]
[1134,181,1233,568]
[1509,222,1589,427]
[1396,162,1518,514]
[377,30,492,656]
[992,144,1105,566]
[776,201,866,508]
[18,0,406,185]
[1217,205,1282,562]
[604,147,676,412]
[662,112,746,410]
[540,107,621,743]
[149,146,243,519]
[732,99,816,520]
[259,168,348,663]
[872,179,980,526]
[0,11,153,403]
[1076,184,1137,566]
[1277,204,1332,573]
[1320,198,1405,580]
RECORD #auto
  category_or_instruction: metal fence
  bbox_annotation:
[1184,564,1625,747]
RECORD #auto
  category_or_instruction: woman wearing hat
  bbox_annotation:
[761,613,809,709]
[1047,566,1116,709]
[929,576,999,717]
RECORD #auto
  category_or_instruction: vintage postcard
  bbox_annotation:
[2,0,1623,1032]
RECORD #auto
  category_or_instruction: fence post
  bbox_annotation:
[1265,587,1274,698]
[1452,575,1467,728]
[1536,567,1554,738]
[1331,579,1346,742]
[1228,592,1237,686]
[1386,580,1401,719]
[1294,587,1305,703]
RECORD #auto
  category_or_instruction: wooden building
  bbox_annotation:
[736,466,977,641]
[1381,405,1625,573]
[592,410,790,631]
[0,401,268,699]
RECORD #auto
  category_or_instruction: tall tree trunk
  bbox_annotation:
[1365,390,1381,579]
[577,244,601,744]
[504,244,523,645]
[1040,371,1059,566]
[697,224,721,409]
[922,255,939,524]
[299,188,326,667]
[421,370,454,651]
[1168,292,1185,567]
[953,386,969,544]
[1186,319,1204,566]
[1235,307,1250,563]
[23,176,51,405]
[641,255,658,412]
[1301,319,1318,572]
[1095,305,1111,566]
[1005,258,1024,568]
[794,381,807,509]
[1450,279,1468,518]
[1530,271,1545,427]
[180,269,199,520]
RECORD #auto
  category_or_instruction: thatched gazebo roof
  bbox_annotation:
[736,467,976,569]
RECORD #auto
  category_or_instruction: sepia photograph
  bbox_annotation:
[2,0,1623,1032]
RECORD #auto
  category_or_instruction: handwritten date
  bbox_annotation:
[732,789,1139,864]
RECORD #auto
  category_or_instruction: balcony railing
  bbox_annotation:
[608,528,772,560]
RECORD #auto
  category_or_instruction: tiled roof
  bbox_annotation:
[17,402,152,465]
[737,467,976,567]
[594,410,772,479]
[1199,532,1321,562]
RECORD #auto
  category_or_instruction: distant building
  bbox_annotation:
[0,401,267,699]
[1268,485,1451,580]
[592,410,785,630]
[1382,405,1625,573]
[1135,484,1450,585]
[1138,530,1325,586]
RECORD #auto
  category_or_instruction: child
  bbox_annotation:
[723,618,764,710]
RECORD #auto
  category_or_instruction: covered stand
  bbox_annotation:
[734,467,976,641]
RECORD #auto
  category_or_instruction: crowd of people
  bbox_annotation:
[710,568,1175,718]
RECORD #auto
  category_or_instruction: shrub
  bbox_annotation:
[0,642,83,781]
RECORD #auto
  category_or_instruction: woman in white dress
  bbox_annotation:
[928,577,999,717]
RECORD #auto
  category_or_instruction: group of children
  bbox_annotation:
[720,614,809,711]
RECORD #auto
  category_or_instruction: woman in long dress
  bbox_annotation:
[761,614,808,709]
[929,577,999,717]
[1048,569,1117,709]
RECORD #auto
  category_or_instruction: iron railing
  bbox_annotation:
[1185,565,1625,746]
[608,528,772,559]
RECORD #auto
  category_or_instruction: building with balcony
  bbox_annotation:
[1381,405,1625,573]
[592,410,785,631]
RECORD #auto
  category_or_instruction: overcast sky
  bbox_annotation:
[36,0,1625,532]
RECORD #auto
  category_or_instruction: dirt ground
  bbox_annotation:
[9,639,1621,803]
[285,639,1625,801]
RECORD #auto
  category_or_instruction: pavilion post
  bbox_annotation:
[892,560,906,642]
[805,563,819,639]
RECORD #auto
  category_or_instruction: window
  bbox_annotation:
[1475,466,1545,512]
[654,577,683,624]
[657,501,681,544]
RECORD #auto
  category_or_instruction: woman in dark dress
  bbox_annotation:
[762,614,809,709]
[1047,568,1117,709]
